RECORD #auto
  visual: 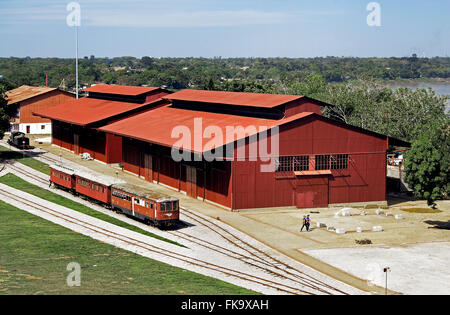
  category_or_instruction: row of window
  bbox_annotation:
[161,201,179,212]
[275,154,349,172]
[51,171,71,182]
[112,190,155,209]
[77,178,106,193]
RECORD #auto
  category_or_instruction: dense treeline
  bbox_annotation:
[0,56,449,91]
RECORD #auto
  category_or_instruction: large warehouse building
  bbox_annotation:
[35,85,409,210]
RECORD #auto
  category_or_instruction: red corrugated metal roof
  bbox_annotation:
[84,84,160,96]
[33,97,166,126]
[163,89,304,108]
[6,85,58,105]
[99,106,314,153]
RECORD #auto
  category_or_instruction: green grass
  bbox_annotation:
[0,144,50,175]
[0,200,257,295]
[0,173,184,248]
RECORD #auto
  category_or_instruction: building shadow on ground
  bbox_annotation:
[424,220,450,230]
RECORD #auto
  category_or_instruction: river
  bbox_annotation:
[384,80,450,111]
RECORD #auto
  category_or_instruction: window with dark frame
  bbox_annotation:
[294,156,309,171]
[331,154,349,170]
[315,155,331,170]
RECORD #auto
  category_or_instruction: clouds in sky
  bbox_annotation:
[0,0,341,27]
[0,0,448,57]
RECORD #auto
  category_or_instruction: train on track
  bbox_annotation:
[7,131,30,149]
[50,164,180,227]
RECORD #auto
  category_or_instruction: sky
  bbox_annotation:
[0,0,449,58]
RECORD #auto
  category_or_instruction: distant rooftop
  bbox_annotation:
[163,89,304,108]
[6,85,58,105]
[84,84,161,96]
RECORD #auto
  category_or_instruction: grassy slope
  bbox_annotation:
[0,145,50,175]
[0,173,184,247]
[0,200,256,295]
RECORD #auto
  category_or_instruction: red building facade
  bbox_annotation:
[99,89,408,210]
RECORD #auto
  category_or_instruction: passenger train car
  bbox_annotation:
[49,164,180,227]
[112,183,179,226]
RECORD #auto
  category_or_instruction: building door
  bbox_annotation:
[144,154,153,182]
[26,126,30,134]
[186,166,197,198]
[296,191,314,208]
[295,177,329,209]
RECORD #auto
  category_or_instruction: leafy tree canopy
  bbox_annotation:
[404,119,450,206]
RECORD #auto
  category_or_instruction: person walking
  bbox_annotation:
[305,215,311,232]
[300,215,307,232]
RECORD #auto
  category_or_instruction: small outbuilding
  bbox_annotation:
[6,85,75,134]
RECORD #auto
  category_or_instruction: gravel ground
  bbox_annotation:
[0,159,364,295]
[304,242,450,295]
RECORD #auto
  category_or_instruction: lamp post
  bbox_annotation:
[66,2,81,98]
[383,267,391,295]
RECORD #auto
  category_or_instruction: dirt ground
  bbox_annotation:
[14,136,450,294]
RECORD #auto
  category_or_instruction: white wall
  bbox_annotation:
[16,123,52,135]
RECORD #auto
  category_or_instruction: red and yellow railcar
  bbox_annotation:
[111,183,179,226]
[74,170,125,205]
[50,165,76,190]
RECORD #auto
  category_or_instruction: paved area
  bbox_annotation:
[4,136,450,294]
[304,242,450,295]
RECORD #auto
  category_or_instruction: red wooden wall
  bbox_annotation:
[21,90,75,123]
[122,139,233,209]
[231,117,387,210]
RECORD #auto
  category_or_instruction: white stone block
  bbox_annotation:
[376,209,385,215]
[342,211,352,217]
[316,222,326,228]
[335,228,346,234]
[395,214,404,220]
[327,226,335,231]
[360,211,366,216]
[356,227,363,233]
[372,226,383,232]
[386,212,393,217]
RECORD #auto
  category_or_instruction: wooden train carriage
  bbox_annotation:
[111,183,179,225]
[74,170,125,205]
[50,164,76,190]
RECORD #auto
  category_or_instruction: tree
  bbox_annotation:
[141,56,154,67]
[404,119,450,206]
[0,81,10,139]
[286,73,327,99]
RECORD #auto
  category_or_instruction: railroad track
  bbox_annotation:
[1,153,352,294]
[22,149,62,165]
[0,187,317,295]
[5,162,49,185]
[179,207,349,295]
